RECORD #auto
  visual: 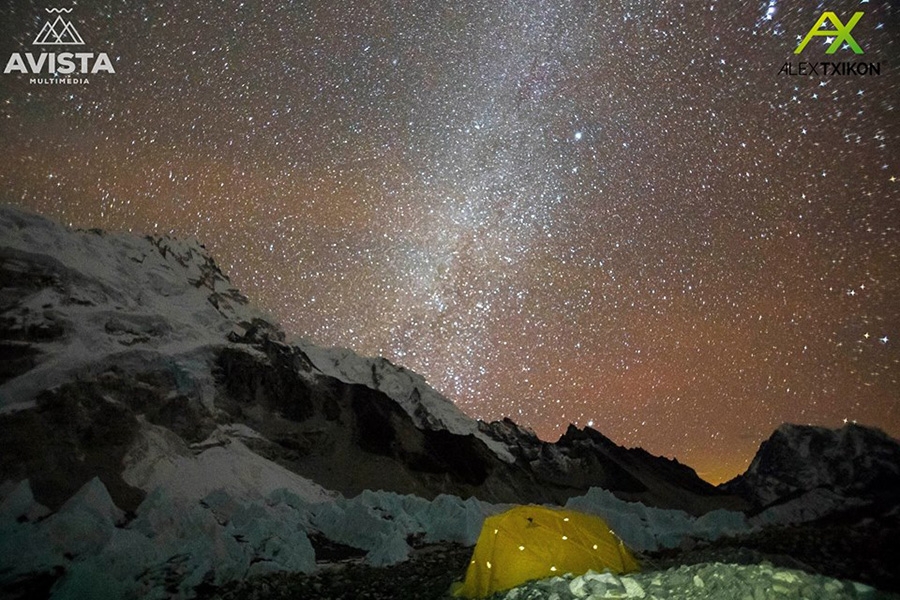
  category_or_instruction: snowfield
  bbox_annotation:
[121,420,337,505]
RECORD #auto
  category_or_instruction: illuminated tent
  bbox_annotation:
[452,505,640,598]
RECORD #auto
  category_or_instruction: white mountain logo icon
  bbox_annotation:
[33,8,85,46]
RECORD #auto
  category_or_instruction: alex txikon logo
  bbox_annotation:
[3,8,115,84]
[780,11,880,76]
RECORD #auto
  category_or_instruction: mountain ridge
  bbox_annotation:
[721,421,900,511]
[0,203,737,515]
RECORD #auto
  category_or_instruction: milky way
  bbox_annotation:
[1,0,898,482]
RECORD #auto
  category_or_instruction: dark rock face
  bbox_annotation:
[209,337,533,503]
[0,248,69,386]
[216,346,316,423]
[721,423,900,509]
[0,341,39,384]
[0,380,145,512]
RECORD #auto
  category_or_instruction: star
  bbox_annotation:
[0,0,896,486]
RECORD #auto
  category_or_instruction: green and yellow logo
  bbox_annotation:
[795,12,864,54]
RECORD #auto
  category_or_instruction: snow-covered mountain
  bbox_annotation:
[0,204,732,515]
[722,423,900,511]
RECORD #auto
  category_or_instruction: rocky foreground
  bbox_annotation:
[650,508,900,595]
[197,543,472,600]
[197,518,900,600]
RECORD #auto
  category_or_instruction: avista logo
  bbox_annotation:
[795,11,864,54]
[5,52,114,75]
[4,8,115,81]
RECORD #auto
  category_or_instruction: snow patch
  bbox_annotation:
[122,420,335,504]
[0,479,50,523]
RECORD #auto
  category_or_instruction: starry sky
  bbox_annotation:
[1,0,898,483]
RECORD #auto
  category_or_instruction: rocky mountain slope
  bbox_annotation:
[722,423,900,511]
[0,204,736,515]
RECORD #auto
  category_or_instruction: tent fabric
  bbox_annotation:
[453,505,640,598]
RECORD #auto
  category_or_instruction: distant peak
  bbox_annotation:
[774,421,890,440]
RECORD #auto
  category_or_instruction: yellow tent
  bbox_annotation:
[453,505,640,598]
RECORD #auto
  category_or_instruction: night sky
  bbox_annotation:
[1,0,898,483]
